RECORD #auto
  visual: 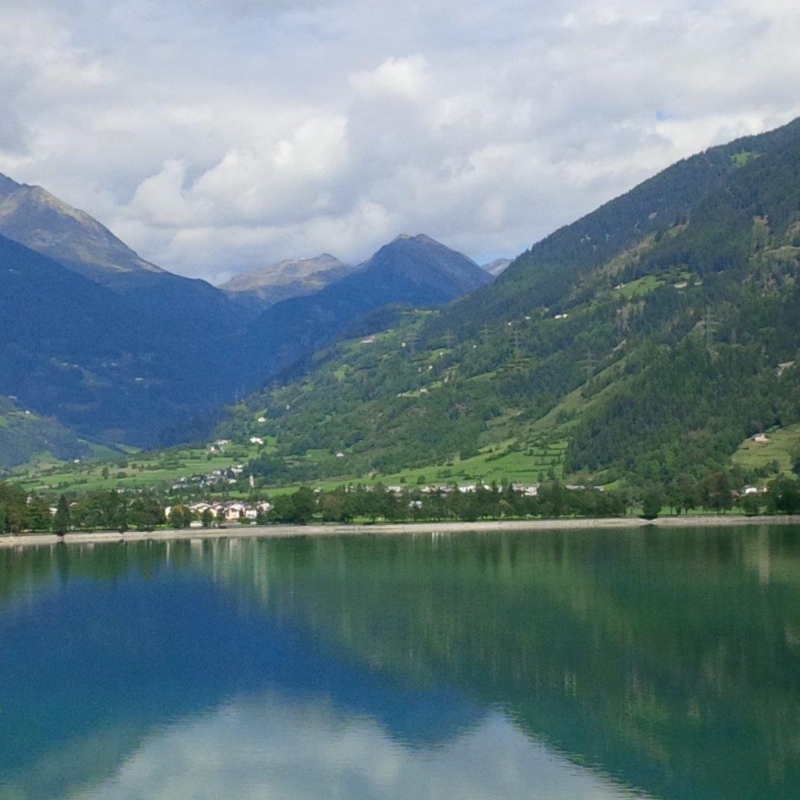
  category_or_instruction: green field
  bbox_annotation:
[732,424,800,474]
[614,274,665,299]
[10,443,266,495]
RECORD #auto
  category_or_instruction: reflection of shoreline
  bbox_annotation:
[2,514,799,548]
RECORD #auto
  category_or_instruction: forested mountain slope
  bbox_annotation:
[0,233,243,449]
[227,119,800,487]
[435,116,800,334]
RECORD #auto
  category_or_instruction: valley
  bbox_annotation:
[2,118,800,515]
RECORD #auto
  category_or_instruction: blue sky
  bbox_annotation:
[1,0,799,283]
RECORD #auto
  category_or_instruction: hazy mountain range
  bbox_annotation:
[220,254,357,309]
[0,175,497,465]
[221,250,505,310]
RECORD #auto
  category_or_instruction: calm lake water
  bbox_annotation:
[1,525,799,799]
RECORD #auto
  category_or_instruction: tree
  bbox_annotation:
[539,481,567,519]
[769,476,800,514]
[674,475,700,514]
[0,484,28,533]
[701,472,733,514]
[270,494,296,523]
[130,494,164,531]
[291,487,316,524]
[739,493,762,516]
[320,493,344,522]
[168,504,190,529]
[53,494,71,536]
[641,485,664,520]
[26,494,52,531]
[114,501,129,533]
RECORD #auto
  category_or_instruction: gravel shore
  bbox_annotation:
[1,514,798,548]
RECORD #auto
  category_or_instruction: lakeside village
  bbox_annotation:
[3,463,800,534]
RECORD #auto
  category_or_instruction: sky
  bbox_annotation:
[1,0,799,284]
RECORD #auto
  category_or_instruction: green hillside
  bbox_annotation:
[0,396,89,471]
[216,118,800,490]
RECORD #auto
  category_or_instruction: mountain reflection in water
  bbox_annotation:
[1,525,798,799]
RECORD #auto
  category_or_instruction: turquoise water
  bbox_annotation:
[1,526,799,799]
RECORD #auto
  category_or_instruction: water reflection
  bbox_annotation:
[2,526,800,799]
[78,697,647,800]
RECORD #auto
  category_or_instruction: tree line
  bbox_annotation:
[2,474,799,535]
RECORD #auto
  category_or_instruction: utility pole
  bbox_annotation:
[581,347,598,383]
[511,329,524,361]
[703,307,718,351]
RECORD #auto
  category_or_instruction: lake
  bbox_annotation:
[1,524,799,799]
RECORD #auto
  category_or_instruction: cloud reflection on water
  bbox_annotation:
[78,695,648,800]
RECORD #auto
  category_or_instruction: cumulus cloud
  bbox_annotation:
[350,56,429,99]
[0,0,799,281]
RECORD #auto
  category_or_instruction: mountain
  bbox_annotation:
[0,172,248,336]
[222,118,800,489]
[0,185,490,455]
[368,234,492,299]
[481,258,511,277]
[0,232,149,360]
[0,173,162,282]
[442,117,800,333]
[220,254,356,308]
[235,234,493,385]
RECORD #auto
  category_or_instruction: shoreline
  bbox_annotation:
[1,514,799,548]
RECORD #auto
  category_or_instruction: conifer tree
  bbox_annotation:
[53,494,71,536]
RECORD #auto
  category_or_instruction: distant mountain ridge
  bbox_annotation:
[481,258,511,277]
[373,234,491,296]
[0,173,163,282]
[444,116,800,333]
[220,253,357,308]
[0,171,252,339]
[0,232,245,449]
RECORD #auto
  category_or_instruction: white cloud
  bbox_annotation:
[350,56,429,99]
[129,160,199,227]
[1,0,799,281]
